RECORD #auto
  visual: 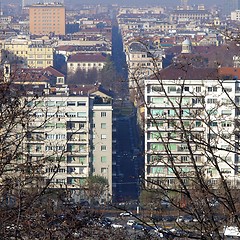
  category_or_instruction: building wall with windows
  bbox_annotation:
[231,10,240,20]
[91,104,113,198]
[29,3,66,35]
[67,53,107,75]
[25,92,113,201]
[144,77,240,189]
[2,37,54,68]
[125,41,164,90]
[27,44,54,68]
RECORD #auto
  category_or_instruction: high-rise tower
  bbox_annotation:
[29,3,66,35]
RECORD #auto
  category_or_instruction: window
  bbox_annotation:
[35,112,44,117]
[56,112,65,118]
[45,123,55,128]
[207,98,217,104]
[101,156,107,163]
[221,121,232,127]
[66,112,76,118]
[101,168,107,174]
[151,86,163,92]
[77,101,86,106]
[56,134,66,139]
[209,121,218,127]
[223,87,232,92]
[101,123,106,129]
[101,112,107,117]
[56,101,65,107]
[150,167,164,174]
[168,86,176,93]
[208,86,217,92]
[221,110,231,115]
[67,101,76,106]
[35,101,44,107]
[101,145,107,151]
[101,134,107,139]
[77,112,87,118]
[46,134,55,139]
[47,112,55,117]
[181,156,189,162]
[56,123,66,128]
[45,101,55,107]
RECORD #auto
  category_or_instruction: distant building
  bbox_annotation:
[231,10,240,20]
[170,9,212,23]
[2,36,54,68]
[29,3,66,36]
[22,0,64,8]
[67,53,107,75]
[181,38,192,54]
[125,40,164,89]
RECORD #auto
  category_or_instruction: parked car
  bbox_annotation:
[224,226,240,237]
[119,211,132,217]
[176,215,193,223]
[127,219,135,226]
[111,223,124,229]
[132,222,145,230]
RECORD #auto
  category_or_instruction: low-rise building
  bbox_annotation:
[67,53,107,75]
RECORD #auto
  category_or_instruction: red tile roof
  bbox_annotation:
[219,67,240,79]
[155,64,219,80]
[68,53,107,63]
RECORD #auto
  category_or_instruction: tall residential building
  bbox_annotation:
[29,3,66,36]
[144,66,240,189]
[2,68,113,203]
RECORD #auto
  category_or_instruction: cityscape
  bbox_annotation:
[0,0,240,239]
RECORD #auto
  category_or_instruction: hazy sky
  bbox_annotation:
[66,0,220,7]
[7,0,221,8]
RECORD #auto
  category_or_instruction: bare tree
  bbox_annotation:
[128,39,240,239]
[0,72,126,239]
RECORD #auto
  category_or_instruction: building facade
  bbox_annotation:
[24,87,113,202]
[144,68,240,189]
[67,53,107,75]
[2,36,54,68]
[125,41,164,90]
[29,3,66,35]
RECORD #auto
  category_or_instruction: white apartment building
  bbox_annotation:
[231,10,240,21]
[25,88,113,202]
[145,66,240,189]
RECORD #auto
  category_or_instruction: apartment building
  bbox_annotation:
[2,36,54,68]
[125,40,164,89]
[145,66,240,189]
[67,53,107,75]
[231,10,240,21]
[27,44,53,68]
[29,3,65,35]
[21,85,113,202]
[170,9,212,23]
